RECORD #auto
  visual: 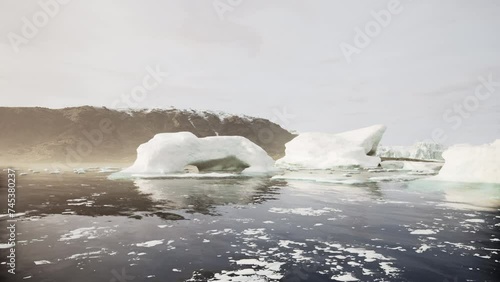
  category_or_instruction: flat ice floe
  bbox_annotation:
[415,244,431,253]
[59,227,98,241]
[272,173,366,185]
[73,168,86,174]
[369,175,421,182]
[98,167,120,173]
[409,229,437,235]
[111,132,277,178]
[127,172,239,179]
[269,207,337,216]
[464,218,485,223]
[65,248,115,260]
[34,260,52,265]
[135,239,171,247]
[331,273,359,281]
[59,226,115,242]
[272,168,435,186]
[276,125,386,169]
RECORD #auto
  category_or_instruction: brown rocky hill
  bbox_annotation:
[0,106,296,166]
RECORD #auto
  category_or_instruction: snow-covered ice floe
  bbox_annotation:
[432,140,500,184]
[128,172,239,179]
[73,168,86,174]
[272,173,367,185]
[136,239,167,248]
[34,260,52,265]
[98,167,120,173]
[380,161,443,174]
[111,132,277,178]
[276,125,386,169]
[272,167,436,185]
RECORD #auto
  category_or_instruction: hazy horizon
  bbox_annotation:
[1,0,499,145]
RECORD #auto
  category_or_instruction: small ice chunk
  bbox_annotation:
[416,244,431,253]
[331,273,359,281]
[136,240,164,247]
[410,229,437,235]
[464,219,485,223]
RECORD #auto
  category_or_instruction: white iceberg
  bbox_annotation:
[377,142,445,161]
[276,125,386,169]
[112,132,276,177]
[433,140,500,183]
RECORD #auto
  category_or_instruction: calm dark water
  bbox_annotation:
[0,169,499,282]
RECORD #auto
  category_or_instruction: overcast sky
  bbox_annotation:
[0,0,499,145]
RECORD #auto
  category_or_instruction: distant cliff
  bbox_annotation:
[0,106,296,165]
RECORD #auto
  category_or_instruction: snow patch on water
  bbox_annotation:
[464,219,485,223]
[278,240,307,249]
[66,248,109,260]
[409,229,437,235]
[332,273,359,281]
[59,226,115,241]
[136,240,165,248]
[415,244,431,253]
[34,260,51,265]
[268,207,335,216]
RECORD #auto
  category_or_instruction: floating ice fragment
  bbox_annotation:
[331,273,359,281]
[136,240,164,247]
[410,229,437,235]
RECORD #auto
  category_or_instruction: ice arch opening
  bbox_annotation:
[187,156,250,173]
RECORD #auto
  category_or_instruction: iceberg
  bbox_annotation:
[433,140,500,184]
[112,132,276,177]
[276,125,386,169]
[377,142,445,161]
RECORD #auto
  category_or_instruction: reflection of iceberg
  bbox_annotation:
[112,132,277,178]
[409,179,500,211]
[276,125,386,169]
[442,184,500,210]
[133,177,282,214]
[433,140,500,184]
[271,173,384,202]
